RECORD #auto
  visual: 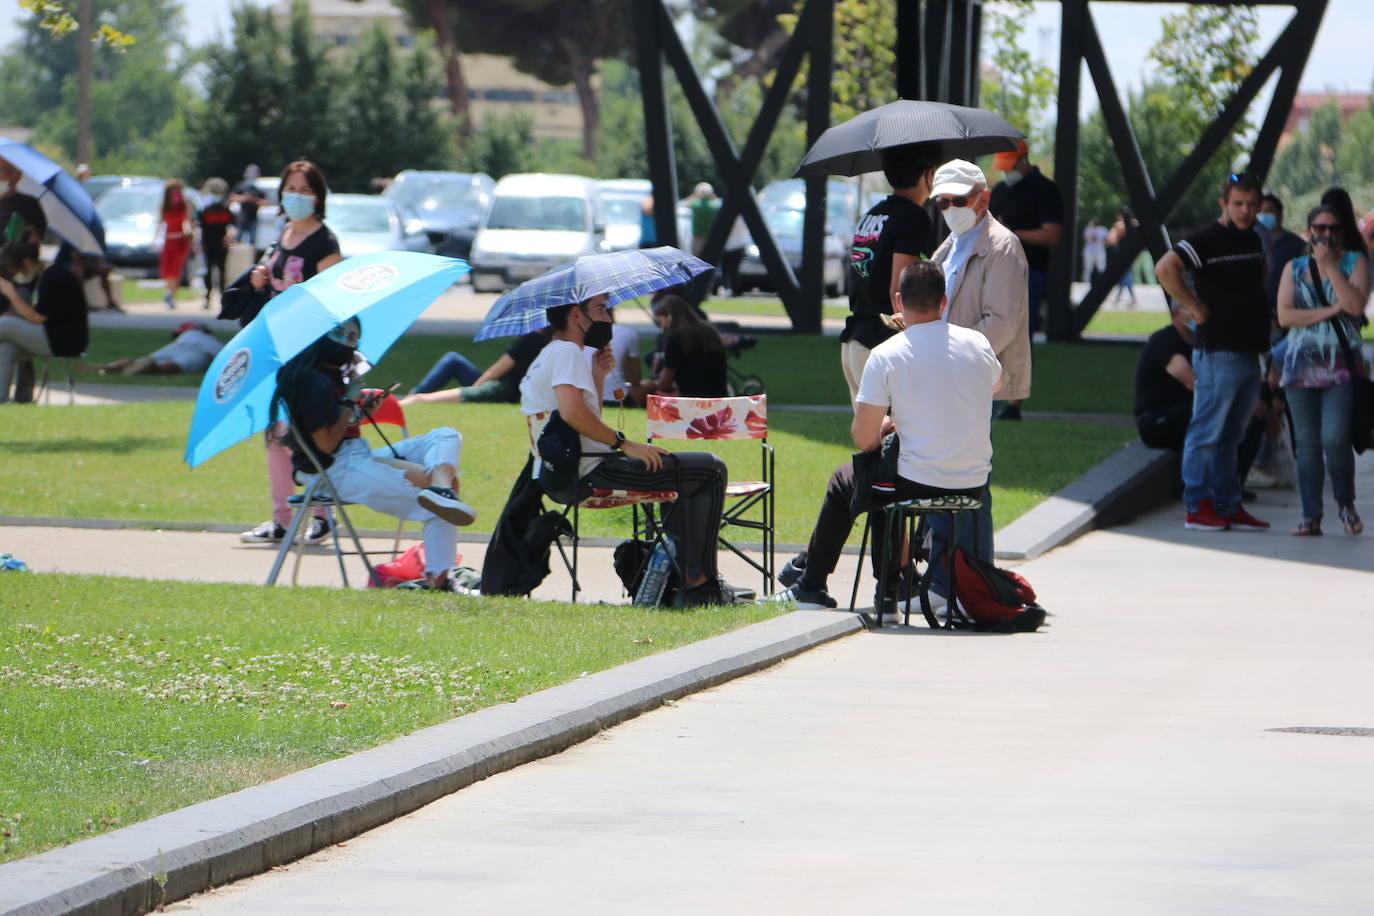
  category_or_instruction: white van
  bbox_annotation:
[467,173,606,292]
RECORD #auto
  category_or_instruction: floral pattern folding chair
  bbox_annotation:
[647,394,775,594]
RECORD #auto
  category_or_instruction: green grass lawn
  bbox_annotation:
[72,327,1141,414]
[699,295,850,321]
[1081,310,1170,338]
[0,401,1131,542]
[0,574,776,863]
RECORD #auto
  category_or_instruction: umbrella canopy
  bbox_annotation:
[795,100,1024,178]
[474,246,712,341]
[184,251,469,468]
[0,139,105,255]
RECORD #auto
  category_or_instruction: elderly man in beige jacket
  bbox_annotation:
[925,158,1030,600]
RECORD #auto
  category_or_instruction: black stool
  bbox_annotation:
[848,495,982,628]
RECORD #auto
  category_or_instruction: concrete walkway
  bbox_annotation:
[144,455,1374,914]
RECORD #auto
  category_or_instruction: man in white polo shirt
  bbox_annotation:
[774,259,1002,612]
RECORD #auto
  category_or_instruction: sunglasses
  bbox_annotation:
[1309,223,1338,234]
[934,194,975,210]
[1227,172,1263,190]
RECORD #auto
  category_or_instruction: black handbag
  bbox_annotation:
[1308,260,1374,454]
[217,245,276,326]
[535,410,584,503]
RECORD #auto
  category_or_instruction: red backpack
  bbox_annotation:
[950,547,1047,633]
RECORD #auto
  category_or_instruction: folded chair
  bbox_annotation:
[645,394,774,594]
[265,390,410,587]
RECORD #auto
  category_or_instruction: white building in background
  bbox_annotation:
[271,0,583,143]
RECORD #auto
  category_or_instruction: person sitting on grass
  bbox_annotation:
[272,316,477,591]
[773,260,1002,617]
[400,328,550,408]
[99,320,224,376]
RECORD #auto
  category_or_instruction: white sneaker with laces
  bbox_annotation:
[239,520,284,544]
[304,516,331,545]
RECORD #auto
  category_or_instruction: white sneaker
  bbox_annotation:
[417,487,477,526]
[239,520,285,544]
[303,516,331,545]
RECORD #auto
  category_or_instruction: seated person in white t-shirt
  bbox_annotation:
[772,260,1002,611]
[99,320,224,375]
[519,294,742,607]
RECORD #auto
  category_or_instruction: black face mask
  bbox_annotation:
[318,337,357,367]
[583,317,613,350]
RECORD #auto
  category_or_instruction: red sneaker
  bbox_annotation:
[1225,505,1270,531]
[1184,499,1228,531]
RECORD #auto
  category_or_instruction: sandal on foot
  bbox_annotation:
[1290,519,1322,536]
[1339,507,1364,536]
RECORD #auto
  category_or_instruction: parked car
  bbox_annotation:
[597,178,651,251]
[735,205,846,297]
[467,173,607,293]
[325,193,428,259]
[82,175,158,203]
[383,170,494,259]
[96,183,202,277]
[758,177,864,248]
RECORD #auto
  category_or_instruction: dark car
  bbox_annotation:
[382,170,494,259]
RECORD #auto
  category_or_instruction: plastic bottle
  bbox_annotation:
[634,536,678,607]
[0,553,29,573]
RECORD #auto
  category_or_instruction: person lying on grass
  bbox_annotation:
[271,316,477,591]
[99,320,224,376]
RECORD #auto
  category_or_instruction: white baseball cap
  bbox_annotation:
[930,159,986,197]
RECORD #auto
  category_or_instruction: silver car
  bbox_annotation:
[326,194,429,259]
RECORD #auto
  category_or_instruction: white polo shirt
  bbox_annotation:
[855,319,1001,490]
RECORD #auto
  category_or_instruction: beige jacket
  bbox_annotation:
[931,215,1031,400]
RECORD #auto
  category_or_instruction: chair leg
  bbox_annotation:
[267,482,318,586]
[945,511,961,629]
[64,359,76,405]
[849,513,871,613]
[329,507,350,588]
[570,500,580,603]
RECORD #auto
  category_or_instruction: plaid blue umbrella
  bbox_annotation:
[184,251,469,468]
[0,138,105,255]
[473,246,712,341]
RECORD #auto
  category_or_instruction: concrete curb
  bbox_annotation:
[0,610,861,916]
[995,440,1175,560]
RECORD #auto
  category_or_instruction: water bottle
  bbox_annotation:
[0,553,29,573]
[634,536,678,607]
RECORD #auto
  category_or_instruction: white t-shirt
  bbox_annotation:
[1083,224,1109,256]
[598,322,640,402]
[521,339,605,478]
[855,320,1002,490]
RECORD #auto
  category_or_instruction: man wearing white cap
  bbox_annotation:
[925,158,1030,602]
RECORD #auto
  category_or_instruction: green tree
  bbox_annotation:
[980,0,1056,157]
[778,0,896,125]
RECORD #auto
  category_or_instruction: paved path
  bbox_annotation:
[150,455,1374,914]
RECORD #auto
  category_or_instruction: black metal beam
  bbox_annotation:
[896,0,922,99]
[799,0,834,334]
[1046,0,1085,342]
[949,1,971,106]
[633,0,678,249]
[924,0,950,102]
[653,1,803,319]
[1248,0,1326,179]
[969,1,984,107]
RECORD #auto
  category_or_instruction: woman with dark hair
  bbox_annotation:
[240,159,345,546]
[1276,204,1370,536]
[1318,186,1369,257]
[519,296,741,606]
[0,241,88,402]
[647,293,728,397]
[273,316,476,590]
[156,179,192,309]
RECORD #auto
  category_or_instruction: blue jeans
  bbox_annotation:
[1284,381,1355,521]
[1181,349,1260,516]
[414,351,481,394]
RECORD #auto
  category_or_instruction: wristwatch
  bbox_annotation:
[611,430,626,450]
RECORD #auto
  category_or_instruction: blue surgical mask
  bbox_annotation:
[1256,212,1276,231]
[281,191,315,221]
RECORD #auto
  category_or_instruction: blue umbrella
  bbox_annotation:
[0,139,105,255]
[185,251,469,468]
[474,246,712,341]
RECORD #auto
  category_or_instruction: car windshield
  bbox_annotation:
[763,207,805,239]
[601,196,642,226]
[486,195,586,231]
[96,187,163,221]
[389,179,479,212]
[329,200,393,233]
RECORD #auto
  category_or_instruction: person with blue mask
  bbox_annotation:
[1258,193,1305,313]
[239,159,344,548]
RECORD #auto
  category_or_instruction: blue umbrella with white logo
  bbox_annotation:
[184,251,468,467]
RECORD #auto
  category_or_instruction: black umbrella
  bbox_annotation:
[796,100,1024,177]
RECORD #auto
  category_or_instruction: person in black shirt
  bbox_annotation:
[231,164,269,249]
[272,317,477,591]
[1257,193,1305,313]
[197,177,236,310]
[0,242,89,403]
[989,139,1063,420]
[1134,306,1195,449]
[1155,172,1270,531]
[841,143,940,406]
[646,293,728,397]
[403,328,552,406]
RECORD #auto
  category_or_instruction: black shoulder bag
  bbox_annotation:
[217,244,277,326]
[1309,258,1374,454]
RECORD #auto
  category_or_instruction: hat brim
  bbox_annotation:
[931,179,980,197]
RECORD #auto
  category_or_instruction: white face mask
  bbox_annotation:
[943,205,979,236]
[0,179,13,195]
[1001,169,1023,187]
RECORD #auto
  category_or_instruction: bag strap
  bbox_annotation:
[1310,259,1365,379]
